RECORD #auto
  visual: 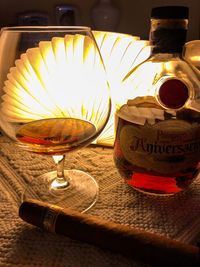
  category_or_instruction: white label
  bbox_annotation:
[120,120,200,174]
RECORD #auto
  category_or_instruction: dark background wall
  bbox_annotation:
[0,0,199,40]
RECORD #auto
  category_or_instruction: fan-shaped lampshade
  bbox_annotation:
[0,30,151,147]
[92,31,150,146]
[0,33,110,140]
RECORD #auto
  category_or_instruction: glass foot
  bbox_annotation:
[22,170,99,213]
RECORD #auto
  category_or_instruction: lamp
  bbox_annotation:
[0,29,150,148]
[92,31,150,146]
[1,33,109,140]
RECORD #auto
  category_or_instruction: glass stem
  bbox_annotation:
[52,155,69,189]
[57,155,65,179]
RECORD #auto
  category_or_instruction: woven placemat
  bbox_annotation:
[0,135,200,266]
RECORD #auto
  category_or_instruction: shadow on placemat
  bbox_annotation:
[10,225,149,267]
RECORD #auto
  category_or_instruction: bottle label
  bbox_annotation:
[119,119,200,174]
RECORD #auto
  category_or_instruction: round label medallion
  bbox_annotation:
[158,79,189,109]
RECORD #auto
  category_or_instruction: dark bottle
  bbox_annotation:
[114,6,200,195]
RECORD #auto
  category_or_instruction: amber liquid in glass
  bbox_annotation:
[16,118,96,155]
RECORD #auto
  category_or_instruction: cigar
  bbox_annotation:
[19,200,200,267]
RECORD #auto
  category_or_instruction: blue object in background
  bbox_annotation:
[17,12,50,26]
[55,5,82,26]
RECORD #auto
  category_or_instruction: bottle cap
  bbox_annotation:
[150,6,189,53]
[151,6,189,19]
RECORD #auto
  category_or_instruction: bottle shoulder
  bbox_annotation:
[119,53,200,116]
[124,54,199,85]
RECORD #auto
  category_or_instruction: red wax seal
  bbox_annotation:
[158,79,189,109]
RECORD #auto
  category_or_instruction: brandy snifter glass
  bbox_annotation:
[0,26,111,212]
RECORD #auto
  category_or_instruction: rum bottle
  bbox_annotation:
[114,6,200,195]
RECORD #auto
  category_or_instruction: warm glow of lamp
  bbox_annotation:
[1,34,110,139]
[92,31,150,146]
[1,31,150,147]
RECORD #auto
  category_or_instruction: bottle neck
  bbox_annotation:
[149,18,188,54]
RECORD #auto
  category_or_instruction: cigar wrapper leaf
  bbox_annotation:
[19,200,200,267]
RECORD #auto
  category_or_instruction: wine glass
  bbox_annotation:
[0,26,111,212]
